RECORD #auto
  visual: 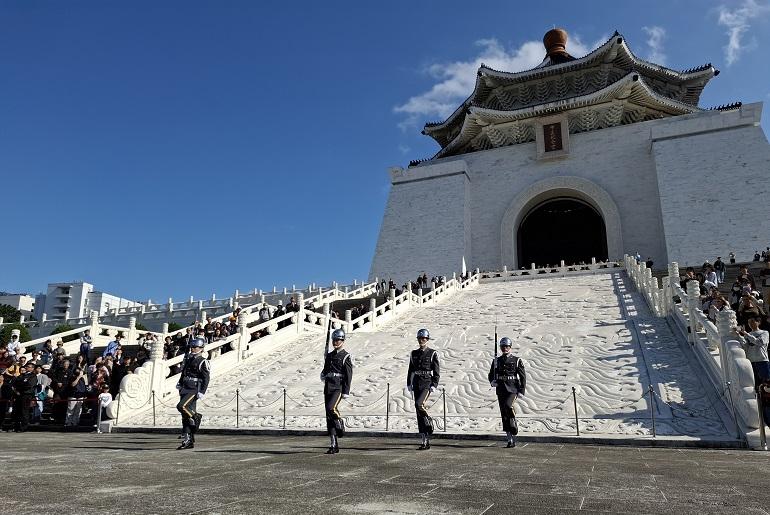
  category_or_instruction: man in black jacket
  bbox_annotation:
[12,361,37,432]
[407,328,440,450]
[488,337,527,448]
[321,329,353,454]
[175,338,210,450]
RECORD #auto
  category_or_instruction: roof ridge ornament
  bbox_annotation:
[543,28,575,63]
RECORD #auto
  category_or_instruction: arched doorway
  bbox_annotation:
[517,197,608,267]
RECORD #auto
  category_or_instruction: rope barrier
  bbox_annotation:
[238,394,283,409]
[522,393,574,413]
[574,393,647,411]
[340,391,387,408]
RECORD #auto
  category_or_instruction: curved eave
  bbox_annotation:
[423,33,716,143]
[433,72,700,159]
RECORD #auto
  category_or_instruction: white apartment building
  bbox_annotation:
[33,281,142,321]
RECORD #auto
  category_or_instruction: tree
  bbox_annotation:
[167,322,184,333]
[0,323,31,344]
[50,324,79,342]
[0,304,23,324]
[135,322,148,332]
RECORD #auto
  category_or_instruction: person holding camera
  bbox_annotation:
[736,314,770,388]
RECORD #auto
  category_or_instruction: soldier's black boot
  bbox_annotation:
[177,434,194,450]
[325,446,336,454]
[507,437,516,448]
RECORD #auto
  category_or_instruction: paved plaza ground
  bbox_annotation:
[1,432,768,514]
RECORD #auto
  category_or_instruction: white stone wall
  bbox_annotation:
[369,161,471,283]
[370,102,770,283]
[652,103,770,266]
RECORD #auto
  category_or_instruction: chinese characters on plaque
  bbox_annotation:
[543,122,563,152]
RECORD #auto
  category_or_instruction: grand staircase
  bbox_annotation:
[123,270,734,443]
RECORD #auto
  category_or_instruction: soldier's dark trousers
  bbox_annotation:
[325,390,342,436]
[497,392,518,434]
[414,387,432,434]
[13,395,32,432]
[176,389,199,435]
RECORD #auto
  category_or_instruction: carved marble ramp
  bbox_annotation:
[127,272,732,442]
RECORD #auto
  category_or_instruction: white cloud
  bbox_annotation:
[717,0,770,65]
[394,34,605,130]
[641,26,666,65]
[397,144,411,155]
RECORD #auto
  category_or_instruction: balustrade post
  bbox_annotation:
[167,298,173,313]
[0,317,4,326]
[431,282,437,305]
[128,317,137,346]
[406,282,412,305]
[717,309,738,386]
[296,293,305,334]
[686,280,701,344]
[369,298,377,329]
[417,288,423,304]
[323,303,331,329]
[238,312,249,361]
[89,310,99,339]
[200,311,207,325]
[389,289,396,310]
[667,262,680,315]
[345,310,352,334]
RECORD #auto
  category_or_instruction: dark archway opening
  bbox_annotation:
[517,197,608,268]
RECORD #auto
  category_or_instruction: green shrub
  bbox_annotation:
[167,322,184,333]
[50,324,79,342]
[135,322,148,331]
[0,304,23,324]
[0,323,31,344]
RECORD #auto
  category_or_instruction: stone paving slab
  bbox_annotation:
[0,432,768,514]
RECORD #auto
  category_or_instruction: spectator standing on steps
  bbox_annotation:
[736,315,770,388]
[714,257,726,284]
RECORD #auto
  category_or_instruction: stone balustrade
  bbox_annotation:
[624,255,763,448]
[111,273,481,425]
[479,260,622,283]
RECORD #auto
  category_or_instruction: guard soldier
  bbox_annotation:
[488,337,526,447]
[176,338,210,450]
[407,328,440,450]
[12,361,37,432]
[321,328,353,454]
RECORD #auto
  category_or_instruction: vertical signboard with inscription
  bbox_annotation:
[536,115,569,159]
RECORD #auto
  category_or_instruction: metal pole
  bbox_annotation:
[648,385,656,438]
[96,398,103,433]
[282,388,286,429]
[385,383,390,431]
[442,388,447,432]
[115,394,121,425]
[571,387,580,436]
[236,389,240,429]
[725,382,741,439]
[152,390,156,427]
[756,389,767,450]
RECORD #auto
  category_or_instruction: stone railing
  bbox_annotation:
[479,259,622,283]
[624,255,763,448]
[112,273,481,425]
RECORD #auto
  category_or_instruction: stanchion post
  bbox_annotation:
[756,389,767,450]
[648,385,656,438]
[385,383,390,431]
[442,388,447,432]
[115,394,121,426]
[282,388,287,429]
[152,390,156,427]
[572,387,579,436]
[725,381,741,439]
[96,398,103,433]
[236,389,240,429]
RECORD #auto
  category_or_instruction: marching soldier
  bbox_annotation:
[176,338,210,450]
[407,328,440,450]
[488,337,526,447]
[321,328,353,454]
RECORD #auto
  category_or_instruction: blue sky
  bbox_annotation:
[2,0,769,302]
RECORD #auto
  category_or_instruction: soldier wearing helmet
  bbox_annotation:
[488,336,526,448]
[320,328,353,454]
[407,328,441,450]
[175,338,210,450]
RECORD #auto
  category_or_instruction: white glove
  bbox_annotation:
[341,394,348,399]
[429,386,436,394]
[490,381,497,388]
[320,373,326,382]
[197,393,205,400]
[176,384,181,390]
